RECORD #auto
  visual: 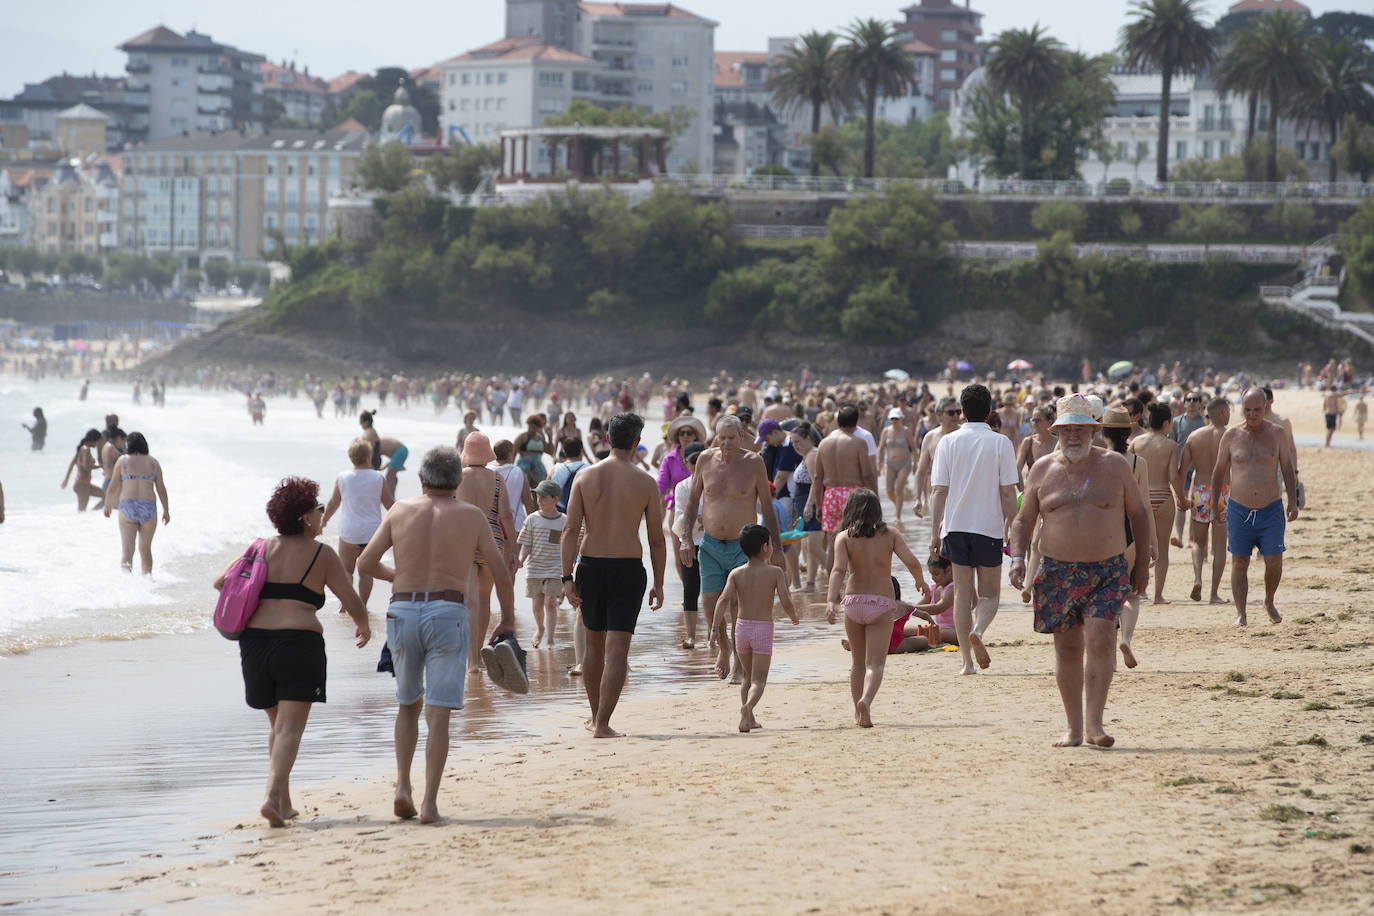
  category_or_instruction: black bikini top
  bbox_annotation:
[259,543,327,610]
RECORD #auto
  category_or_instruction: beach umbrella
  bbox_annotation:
[955,360,973,372]
[883,369,910,381]
[70,340,90,351]
[1108,360,1134,380]
[15,336,39,348]
[1007,359,1033,371]
[140,340,161,351]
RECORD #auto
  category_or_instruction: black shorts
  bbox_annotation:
[239,628,327,709]
[941,532,1004,568]
[576,557,648,634]
[1325,413,1337,430]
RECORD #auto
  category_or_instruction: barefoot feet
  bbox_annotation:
[1265,604,1282,624]
[840,638,851,652]
[1190,583,1202,602]
[1053,731,1082,747]
[260,799,287,828]
[419,803,443,825]
[968,632,991,669]
[1120,643,1137,669]
[855,699,873,728]
[393,791,418,820]
[1086,732,1115,748]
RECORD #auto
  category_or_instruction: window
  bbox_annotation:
[498,72,506,85]
[266,189,277,208]
[637,80,654,93]
[1220,140,1231,156]
[637,55,654,69]
[1203,140,1213,159]
[265,213,278,230]
[1136,141,1150,160]
[448,74,455,86]
[940,49,956,62]
[286,190,298,208]
[329,158,339,177]
[267,160,276,177]
[1219,104,1232,129]
[941,29,957,42]
[1176,141,1187,160]
[1116,140,1129,159]
[171,56,189,67]
[539,71,564,88]
[307,158,317,177]
[1295,142,1306,160]
[286,158,297,177]
[671,80,688,94]
[305,213,318,236]
[537,97,566,114]
[285,213,298,236]
[461,73,471,85]
[1310,142,1321,160]
[940,68,957,82]
[485,72,494,84]
[460,99,470,111]
[672,56,689,68]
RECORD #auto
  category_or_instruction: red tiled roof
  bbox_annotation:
[409,65,440,85]
[446,37,597,64]
[714,51,770,88]
[119,25,184,49]
[334,118,368,132]
[903,39,937,55]
[262,62,328,94]
[327,71,369,95]
[1226,0,1311,13]
[578,3,709,21]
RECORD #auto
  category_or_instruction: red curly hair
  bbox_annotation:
[266,477,320,536]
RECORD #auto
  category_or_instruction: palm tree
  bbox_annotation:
[836,18,915,179]
[1223,10,1317,182]
[985,25,1068,180]
[1300,37,1374,181]
[1120,0,1218,182]
[1217,28,1267,179]
[766,31,852,177]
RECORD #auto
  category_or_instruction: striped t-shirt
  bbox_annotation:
[518,511,566,578]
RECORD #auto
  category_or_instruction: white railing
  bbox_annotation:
[660,174,1374,201]
[734,225,828,239]
[1260,278,1374,347]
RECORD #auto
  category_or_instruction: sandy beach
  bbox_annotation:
[86,393,1374,915]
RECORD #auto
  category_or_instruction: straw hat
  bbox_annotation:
[460,431,497,465]
[1053,395,1101,427]
[1101,406,1133,428]
[667,415,707,443]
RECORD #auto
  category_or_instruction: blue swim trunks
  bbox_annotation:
[1226,498,1286,557]
[698,533,746,594]
[389,444,409,471]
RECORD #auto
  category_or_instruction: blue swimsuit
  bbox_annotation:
[119,457,158,525]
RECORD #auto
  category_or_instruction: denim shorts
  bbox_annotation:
[385,599,469,709]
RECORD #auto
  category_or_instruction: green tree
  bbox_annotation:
[821,184,953,293]
[1120,0,1218,183]
[1031,201,1088,240]
[1217,27,1267,179]
[183,267,203,290]
[1170,204,1248,249]
[358,141,417,192]
[1340,199,1374,301]
[427,142,500,193]
[1268,201,1315,239]
[202,257,232,290]
[766,31,852,177]
[1119,210,1144,239]
[1171,152,1247,181]
[1332,113,1374,181]
[1225,11,1318,182]
[984,24,1068,180]
[836,18,915,179]
[1298,38,1374,182]
[809,125,851,176]
[966,50,1113,180]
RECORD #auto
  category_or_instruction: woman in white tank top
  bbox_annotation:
[322,439,394,606]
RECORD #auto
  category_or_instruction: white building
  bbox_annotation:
[119,26,265,141]
[439,37,602,147]
[262,62,329,126]
[874,40,939,127]
[949,65,1325,184]
[441,2,717,173]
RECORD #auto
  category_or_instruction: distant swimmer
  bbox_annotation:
[79,379,89,401]
[215,476,371,828]
[359,447,515,824]
[249,393,266,425]
[103,432,170,574]
[60,428,105,512]
[22,407,46,451]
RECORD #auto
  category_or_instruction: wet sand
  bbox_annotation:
[87,437,1374,915]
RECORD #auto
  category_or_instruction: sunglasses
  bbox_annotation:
[1185,397,1201,402]
[944,409,962,416]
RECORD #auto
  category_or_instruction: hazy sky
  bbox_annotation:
[1,0,1357,98]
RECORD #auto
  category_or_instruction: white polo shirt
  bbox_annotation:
[930,422,1018,540]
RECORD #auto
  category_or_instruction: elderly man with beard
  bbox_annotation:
[1010,395,1151,749]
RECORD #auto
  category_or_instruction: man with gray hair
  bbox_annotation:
[360,446,515,823]
[913,396,962,519]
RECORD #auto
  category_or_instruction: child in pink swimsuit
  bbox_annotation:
[717,524,798,733]
[826,489,927,728]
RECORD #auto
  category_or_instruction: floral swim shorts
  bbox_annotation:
[821,485,858,533]
[1032,555,1131,634]
[1190,483,1228,525]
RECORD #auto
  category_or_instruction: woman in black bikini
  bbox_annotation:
[213,476,371,828]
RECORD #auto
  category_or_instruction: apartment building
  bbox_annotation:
[0,74,146,151]
[442,1,717,172]
[27,158,120,255]
[263,62,329,125]
[895,0,984,111]
[119,26,265,141]
[0,168,44,248]
[119,127,366,264]
[874,40,939,125]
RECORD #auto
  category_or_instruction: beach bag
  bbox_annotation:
[557,462,586,514]
[214,539,268,640]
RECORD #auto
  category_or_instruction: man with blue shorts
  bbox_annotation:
[679,415,782,681]
[1210,389,1299,627]
[360,446,515,824]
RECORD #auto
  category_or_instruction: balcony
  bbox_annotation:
[1199,118,1236,132]
[125,60,150,73]
[591,32,635,48]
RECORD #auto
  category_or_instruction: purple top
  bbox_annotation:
[657,447,690,505]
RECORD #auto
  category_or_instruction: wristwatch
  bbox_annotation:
[561,574,574,583]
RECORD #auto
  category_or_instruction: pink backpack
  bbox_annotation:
[214,539,268,640]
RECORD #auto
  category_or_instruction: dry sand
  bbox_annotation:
[101,388,1374,914]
